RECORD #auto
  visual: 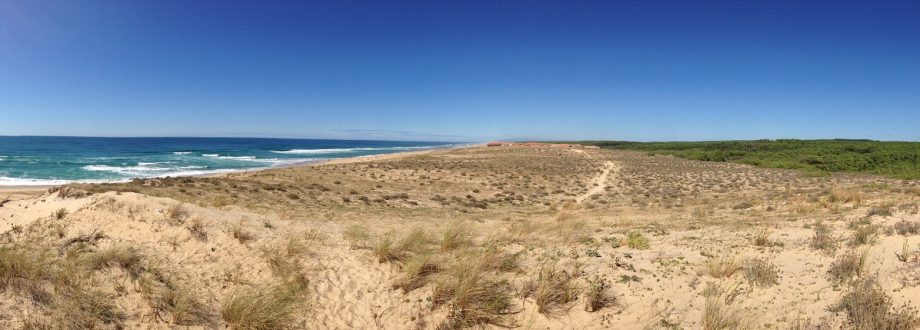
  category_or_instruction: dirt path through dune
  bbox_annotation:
[577,161,615,203]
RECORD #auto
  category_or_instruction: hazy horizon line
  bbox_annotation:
[2,135,918,143]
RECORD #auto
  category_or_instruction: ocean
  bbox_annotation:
[0,136,461,186]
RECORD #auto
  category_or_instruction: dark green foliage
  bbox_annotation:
[580,140,920,179]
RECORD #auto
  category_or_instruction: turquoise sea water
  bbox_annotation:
[0,137,460,185]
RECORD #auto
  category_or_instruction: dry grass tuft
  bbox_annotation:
[849,224,879,247]
[52,208,68,220]
[144,282,215,326]
[84,244,146,278]
[373,235,400,263]
[263,237,309,281]
[706,254,741,279]
[393,252,440,293]
[810,221,838,254]
[831,277,920,329]
[866,206,893,218]
[440,222,472,251]
[827,249,870,285]
[373,228,432,263]
[0,243,130,328]
[742,258,779,287]
[343,224,370,249]
[432,256,514,329]
[702,295,751,330]
[166,203,188,224]
[753,228,771,247]
[230,224,256,244]
[583,275,613,312]
[58,229,107,256]
[896,238,911,262]
[0,246,55,302]
[533,263,581,314]
[186,217,208,241]
[830,188,863,204]
[221,280,309,330]
[52,287,126,329]
[701,281,753,330]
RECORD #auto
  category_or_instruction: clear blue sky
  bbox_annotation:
[1,1,918,142]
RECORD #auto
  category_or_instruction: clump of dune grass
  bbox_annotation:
[0,242,129,327]
[0,246,55,302]
[343,224,370,249]
[829,188,862,204]
[827,249,870,285]
[141,280,214,326]
[866,206,893,218]
[470,243,522,274]
[263,238,309,281]
[831,277,920,329]
[51,287,126,329]
[701,281,752,330]
[161,287,214,325]
[752,228,771,247]
[186,217,208,241]
[84,244,145,278]
[810,221,838,254]
[702,295,751,330]
[626,231,650,250]
[373,235,400,263]
[440,222,472,251]
[53,208,68,220]
[583,275,613,312]
[742,258,779,287]
[166,203,188,224]
[706,254,741,279]
[896,239,911,263]
[393,252,440,293]
[58,229,107,256]
[431,252,515,329]
[849,224,879,247]
[221,280,309,330]
[230,224,256,244]
[533,263,581,314]
[373,228,432,263]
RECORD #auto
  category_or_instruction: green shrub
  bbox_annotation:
[626,232,650,250]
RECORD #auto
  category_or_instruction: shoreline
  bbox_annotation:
[0,144,480,193]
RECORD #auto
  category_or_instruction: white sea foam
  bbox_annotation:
[0,176,129,186]
[173,151,193,155]
[216,155,257,161]
[199,154,298,163]
[271,146,440,154]
[271,148,355,154]
[81,164,237,178]
[83,164,207,176]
